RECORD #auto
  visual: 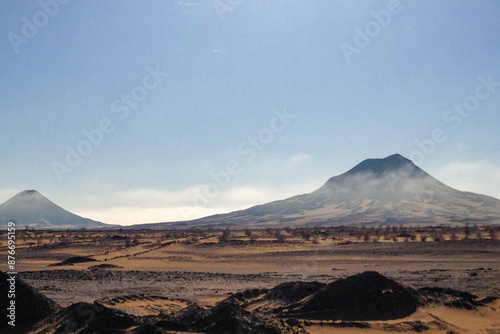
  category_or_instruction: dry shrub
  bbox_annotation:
[420,234,429,242]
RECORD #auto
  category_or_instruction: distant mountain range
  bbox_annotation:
[3,154,500,230]
[136,154,500,229]
[0,190,109,229]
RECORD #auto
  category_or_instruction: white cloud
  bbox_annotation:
[72,186,265,226]
[71,180,321,226]
[73,185,233,225]
[75,206,222,226]
[78,186,202,210]
[67,154,329,226]
[433,159,500,199]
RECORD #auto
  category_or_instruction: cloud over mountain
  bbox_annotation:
[141,154,500,228]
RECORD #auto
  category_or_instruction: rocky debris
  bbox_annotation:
[0,270,59,331]
[231,288,268,301]
[28,302,136,334]
[224,281,326,315]
[302,321,370,329]
[20,269,289,284]
[418,287,490,310]
[16,270,498,334]
[97,294,181,307]
[383,320,429,332]
[88,264,124,270]
[50,256,98,267]
[265,281,326,303]
[154,303,209,331]
[287,271,419,321]
[108,235,127,240]
[200,301,282,334]
[155,301,291,334]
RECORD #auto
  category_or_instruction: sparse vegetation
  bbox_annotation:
[420,234,429,242]
[1,224,498,255]
[275,230,287,243]
[218,228,231,243]
[488,226,497,240]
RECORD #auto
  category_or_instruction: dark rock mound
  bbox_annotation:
[231,288,267,301]
[201,301,281,334]
[109,235,126,240]
[0,270,59,331]
[155,304,209,331]
[29,302,136,334]
[418,287,486,310]
[291,271,418,321]
[266,281,326,303]
[156,301,283,334]
[88,264,123,270]
[50,256,98,267]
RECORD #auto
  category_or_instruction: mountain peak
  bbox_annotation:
[0,190,109,229]
[19,190,43,197]
[22,190,39,194]
[345,154,423,178]
[134,153,500,229]
[12,190,50,204]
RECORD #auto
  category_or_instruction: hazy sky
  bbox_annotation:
[1,0,500,225]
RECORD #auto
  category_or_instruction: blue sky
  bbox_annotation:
[1,0,500,225]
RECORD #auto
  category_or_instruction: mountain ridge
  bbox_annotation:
[133,154,500,229]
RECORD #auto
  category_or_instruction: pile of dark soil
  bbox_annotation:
[154,303,209,331]
[88,264,123,270]
[155,301,286,334]
[290,271,418,321]
[0,271,59,331]
[266,281,326,303]
[201,301,282,334]
[29,302,136,334]
[50,256,98,267]
[418,287,492,309]
[231,288,267,301]
[108,235,126,240]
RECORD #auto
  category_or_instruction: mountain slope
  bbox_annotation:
[145,154,500,228]
[0,190,109,229]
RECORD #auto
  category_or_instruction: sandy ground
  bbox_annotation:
[2,228,500,333]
